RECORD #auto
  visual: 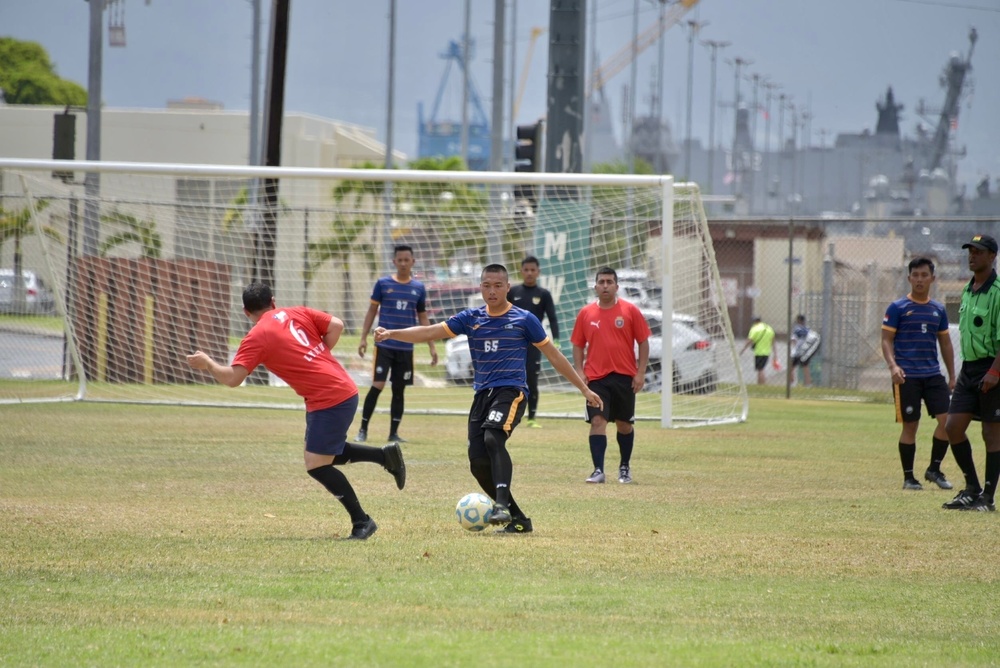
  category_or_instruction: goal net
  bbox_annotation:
[0,159,747,427]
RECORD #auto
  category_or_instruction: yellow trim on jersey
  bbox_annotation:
[533,336,551,348]
[486,303,512,317]
[504,392,525,433]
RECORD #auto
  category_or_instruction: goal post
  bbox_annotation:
[0,158,748,427]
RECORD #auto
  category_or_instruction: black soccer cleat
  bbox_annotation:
[903,478,924,491]
[348,516,378,540]
[924,469,954,490]
[382,442,406,490]
[387,433,407,444]
[489,503,512,525]
[942,488,981,510]
[355,428,368,443]
[496,517,533,534]
[965,495,997,512]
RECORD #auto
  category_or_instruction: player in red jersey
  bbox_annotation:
[186,282,405,540]
[571,267,652,485]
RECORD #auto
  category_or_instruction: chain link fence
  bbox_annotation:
[709,215,1000,393]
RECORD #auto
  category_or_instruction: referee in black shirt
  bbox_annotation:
[507,256,559,428]
[943,234,1000,512]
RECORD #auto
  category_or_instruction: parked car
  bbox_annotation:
[642,309,717,394]
[0,269,56,315]
[444,308,717,394]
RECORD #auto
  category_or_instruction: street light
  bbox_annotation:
[701,38,730,194]
[727,56,752,197]
[683,19,709,182]
[762,80,781,213]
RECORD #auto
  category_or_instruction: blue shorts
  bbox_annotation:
[304,394,359,455]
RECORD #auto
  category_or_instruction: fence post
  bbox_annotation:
[821,242,834,387]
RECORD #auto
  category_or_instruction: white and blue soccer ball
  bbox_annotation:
[455,492,494,532]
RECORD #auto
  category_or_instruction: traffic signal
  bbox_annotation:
[514,120,543,205]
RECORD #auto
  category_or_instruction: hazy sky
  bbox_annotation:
[2,0,997,190]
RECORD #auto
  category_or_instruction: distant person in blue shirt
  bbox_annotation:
[357,245,438,443]
[374,263,601,534]
[881,257,956,492]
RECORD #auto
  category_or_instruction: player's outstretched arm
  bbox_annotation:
[540,341,603,409]
[185,351,249,388]
[375,323,449,344]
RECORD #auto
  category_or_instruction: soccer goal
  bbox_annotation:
[0,159,747,427]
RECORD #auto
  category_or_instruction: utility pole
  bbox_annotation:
[747,72,760,213]
[507,0,517,170]
[683,19,708,182]
[460,0,471,167]
[488,0,505,262]
[728,56,751,198]
[762,80,780,214]
[626,0,639,172]
[83,0,103,257]
[701,38,730,194]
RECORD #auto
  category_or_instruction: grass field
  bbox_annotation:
[2,396,999,667]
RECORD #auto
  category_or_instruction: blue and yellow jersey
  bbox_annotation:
[371,276,427,352]
[882,295,949,378]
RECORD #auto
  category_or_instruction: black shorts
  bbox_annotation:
[468,387,527,459]
[754,355,769,371]
[893,374,950,423]
[948,359,1000,422]
[585,373,636,424]
[303,394,358,455]
[372,346,414,385]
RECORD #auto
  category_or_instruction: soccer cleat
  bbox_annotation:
[489,503,511,525]
[942,488,981,510]
[348,516,378,540]
[525,419,542,429]
[618,465,633,484]
[924,469,954,490]
[585,468,606,484]
[966,495,997,512]
[355,428,367,443]
[903,478,924,491]
[496,517,533,534]
[382,442,406,490]
[387,433,407,444]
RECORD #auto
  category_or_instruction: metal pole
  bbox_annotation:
[821,242,834,387]
[627,0,639,172]
[83,0,103,257]
[683,20,707,182]
[786,216,793,398]
[488,0,505,262]
[249,0,262,166]
[383,0,397,271]
[507,0,517,171]
[702,39,729,194]
[747,72,759,213]
[655,0,666,173]
[583,0,597,172]
[460,0,471,167]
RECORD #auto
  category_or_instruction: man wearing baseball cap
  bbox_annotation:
[943,234,1000,511]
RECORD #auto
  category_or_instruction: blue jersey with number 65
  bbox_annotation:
[443,304,549,393]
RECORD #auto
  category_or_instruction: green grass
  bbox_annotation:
[2,398,999,666]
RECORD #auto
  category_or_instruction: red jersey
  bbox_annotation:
[571,299,651,381]
[231,306,358,412]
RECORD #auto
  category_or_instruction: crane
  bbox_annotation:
[928,27,977,173]
[513,26,547,122]
[586,0,699,100]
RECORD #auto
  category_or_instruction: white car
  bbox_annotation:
[444,309,717,394]
[0,269,56,315]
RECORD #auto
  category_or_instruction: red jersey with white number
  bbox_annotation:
[571,299,651,381]
[231,306,358,412]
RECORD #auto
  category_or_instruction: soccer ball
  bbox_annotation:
[455,492,494,532]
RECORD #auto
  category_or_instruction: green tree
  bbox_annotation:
[0,199,58,311]
[99,210,162,259]
[0,38,87,106]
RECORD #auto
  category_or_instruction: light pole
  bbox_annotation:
[728,56,752,197]
[701,39,729,193]
[762,80,781,214]
[777,93,787,212]
[683,19,708,182]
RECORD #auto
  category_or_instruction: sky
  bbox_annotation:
[1,0,998,191]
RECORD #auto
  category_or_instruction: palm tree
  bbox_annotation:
[0,199,57,311]
[99,209,162,259]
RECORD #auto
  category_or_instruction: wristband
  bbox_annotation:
[987,368,1000,379]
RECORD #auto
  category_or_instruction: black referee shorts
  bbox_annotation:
[948,359,1000,422]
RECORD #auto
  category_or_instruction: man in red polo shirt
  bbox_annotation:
[186,282,406,540]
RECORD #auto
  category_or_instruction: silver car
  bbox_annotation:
[0,269,56,315]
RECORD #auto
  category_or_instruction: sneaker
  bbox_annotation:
[348,516,378,540]
[942,488,982,510]
[525,419,542,429]
[618,465,633,484]
[924,469,954,490]
[355,428,367,443]
[585,468,606,484]
[966,495,997,512]
[496,517,533,534]
[903,478,924,491]
[489,503,511,525]
[387,433,407,444]
[382,442,406,490]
